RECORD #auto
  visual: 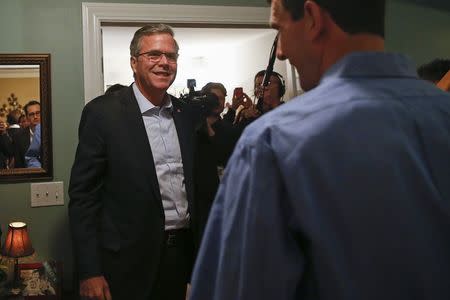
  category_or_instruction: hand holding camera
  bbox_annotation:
[437,70,450,92]
[232,87,252,110]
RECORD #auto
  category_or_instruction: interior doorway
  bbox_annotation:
[102,25,282,104]
[82,3,299,103]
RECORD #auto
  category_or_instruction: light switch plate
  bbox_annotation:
[30,181,64,207]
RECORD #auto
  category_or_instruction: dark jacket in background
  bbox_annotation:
[9,127,30,168]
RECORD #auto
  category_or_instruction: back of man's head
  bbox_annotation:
[201,82,227,96]
[417,58,450,83]
[281,0,385,37]
[7,109,22,125]
[105,83,127,95]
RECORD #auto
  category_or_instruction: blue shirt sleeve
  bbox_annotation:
[190,135,306,300]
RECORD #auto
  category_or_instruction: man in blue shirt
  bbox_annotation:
[189,0,450,299]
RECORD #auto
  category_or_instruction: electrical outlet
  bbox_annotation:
[30,181,64,207]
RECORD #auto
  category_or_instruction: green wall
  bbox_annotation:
[0,0,449,292]
[386,1,450,64]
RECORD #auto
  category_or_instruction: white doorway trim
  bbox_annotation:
[82,2,271,102]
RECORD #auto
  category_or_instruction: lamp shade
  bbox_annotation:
[2,222,34,258]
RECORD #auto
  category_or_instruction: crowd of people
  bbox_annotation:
[0,100,42,169]
[67,0,449,299]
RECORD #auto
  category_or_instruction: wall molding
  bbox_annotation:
[0,67,40,78]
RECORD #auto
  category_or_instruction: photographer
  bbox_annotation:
[183,90,223,136]
[234,70,285,125]
[183,91,222,245]
[200,82,227,115]
[199,82,242,166]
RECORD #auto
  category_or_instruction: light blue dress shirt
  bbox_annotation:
[133,83,189,230]
[190,53,450,300]
[25,123,41,168]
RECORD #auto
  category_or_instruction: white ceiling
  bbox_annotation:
[103,26,275,57]
[175,27,275,48]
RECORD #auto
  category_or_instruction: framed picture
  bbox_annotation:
[18,261,61,299]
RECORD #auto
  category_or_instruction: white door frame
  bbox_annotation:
[82,2,274,103]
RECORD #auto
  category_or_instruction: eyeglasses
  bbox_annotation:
[27,111,40,118]
[136,50,179,64]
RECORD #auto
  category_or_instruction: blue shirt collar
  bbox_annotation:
[320,52,418,84]
[132,82,173,115]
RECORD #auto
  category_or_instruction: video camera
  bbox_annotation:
[180,79,220,118]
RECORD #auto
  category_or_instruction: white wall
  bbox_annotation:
[102,26,289,104]
[235,31,289,102]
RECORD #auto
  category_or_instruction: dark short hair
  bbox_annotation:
[279,0,386,37]
[7,109,22,125]
[417,58,450,83]
[105,84,127,95]
[24,100,40,116]
[201,82,227,96]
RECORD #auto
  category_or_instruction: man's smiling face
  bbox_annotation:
[131,33,178,95]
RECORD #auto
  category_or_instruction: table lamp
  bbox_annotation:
[2,222,34,288]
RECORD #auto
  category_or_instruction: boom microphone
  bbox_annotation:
[256,33,279,113]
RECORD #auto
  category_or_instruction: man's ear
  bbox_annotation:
[436,70,450,92]
[130,56,137,74]
[303,0,325,41]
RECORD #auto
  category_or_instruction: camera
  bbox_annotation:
[233,87,243,99]
[187,79,197,94]
[180,79,220,118]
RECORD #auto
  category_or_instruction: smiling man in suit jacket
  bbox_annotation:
[69,24,217,300]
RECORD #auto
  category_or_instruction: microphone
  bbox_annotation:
[256,33,279,113]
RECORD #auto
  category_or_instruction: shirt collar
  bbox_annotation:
[320,52,418,84]
[132,82,173,115]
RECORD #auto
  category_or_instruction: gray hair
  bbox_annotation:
[201,82,227,96]
[130,23,179,57]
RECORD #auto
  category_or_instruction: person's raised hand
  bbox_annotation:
[231,92,245,110]
[241,93,253,109]
[242,105,260,119]
[80,276,112,300]
[437,70,450,92]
